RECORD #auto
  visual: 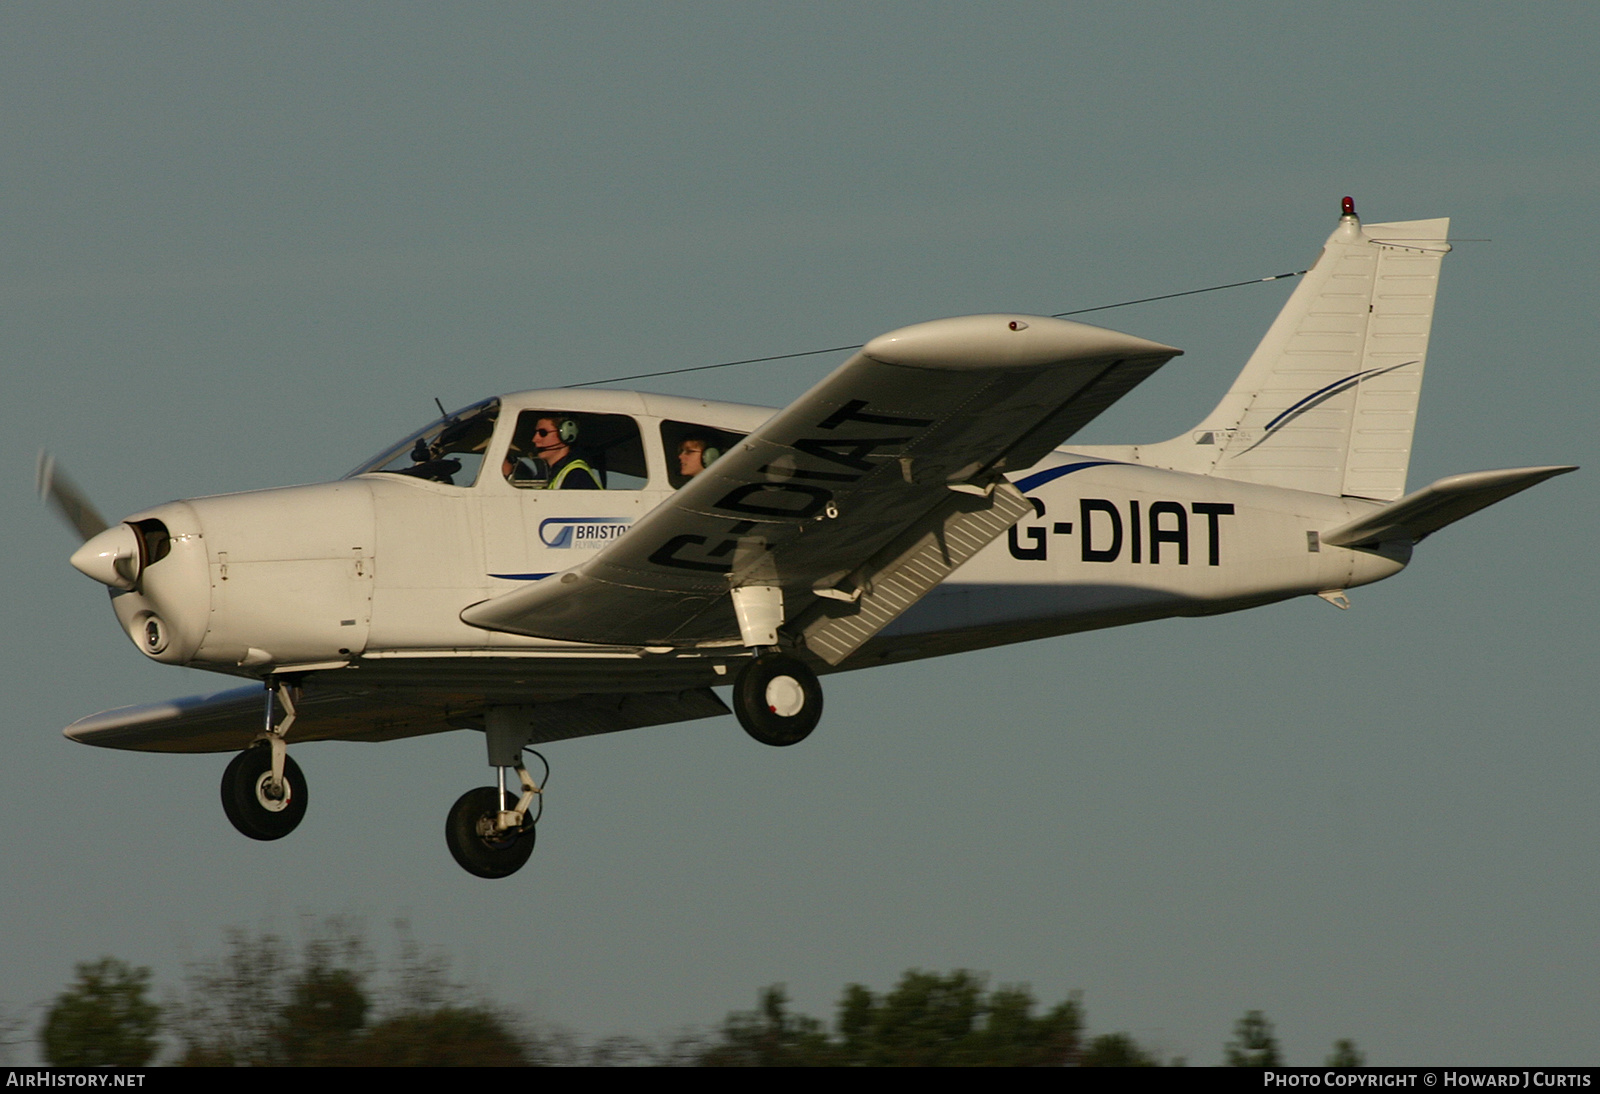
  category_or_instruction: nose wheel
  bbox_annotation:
[733,654,823,746]
[221,742,307,840]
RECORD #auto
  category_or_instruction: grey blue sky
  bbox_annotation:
[4,3,1597,1065]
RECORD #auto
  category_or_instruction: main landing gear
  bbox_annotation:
[445,708,547,879]
[732,653,823,747]
[445,774,541,880]
[221,680,307,841]
[725,583,825,747]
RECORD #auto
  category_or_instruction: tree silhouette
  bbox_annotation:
[1225,1010,1282,1066]
[1081,1032,1160,1066]
[173,921,527,1066]
[40,958,160,1067]
[1326,1038,1364,1067]
[29,932,1325,1068]
[698,986,835,1066]
[698,970,1083,1066]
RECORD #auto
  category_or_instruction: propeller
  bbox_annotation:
[39,452,175,590]
[36,451,109,542]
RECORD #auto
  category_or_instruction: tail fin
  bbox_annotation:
[1134,202,1451,500]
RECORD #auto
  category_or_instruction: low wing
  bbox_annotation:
[462,314,1180,657]
[1321,465,1577,548]
[64,681,731,754]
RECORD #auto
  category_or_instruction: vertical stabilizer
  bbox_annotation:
[1125,203,1450,500]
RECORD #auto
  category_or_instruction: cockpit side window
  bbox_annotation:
[661,421,746,489]
[345,399,501,486]
[502,411,647,490]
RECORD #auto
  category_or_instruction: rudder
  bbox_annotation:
[1124,203,1451,501]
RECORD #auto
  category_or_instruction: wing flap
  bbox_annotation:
[462,314,1179,647]
[797,482,1035,665]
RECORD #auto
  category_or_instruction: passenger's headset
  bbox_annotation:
[683,438,720,467]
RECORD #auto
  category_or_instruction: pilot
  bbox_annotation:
[677,436,713,480]
[530,416,601,490]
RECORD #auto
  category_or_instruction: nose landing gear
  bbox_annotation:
[221,679,307,841]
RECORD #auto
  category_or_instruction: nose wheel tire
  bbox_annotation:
[733,655,823,747]
[221,743,307,841]
[446,787,536,879]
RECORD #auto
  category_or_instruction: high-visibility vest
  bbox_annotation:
[547,457,600,490]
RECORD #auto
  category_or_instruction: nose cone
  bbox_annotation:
[101,501,210,665]
[70,523,142,589]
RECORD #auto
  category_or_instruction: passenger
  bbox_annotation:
[530,416,601,489]
[677,436,713,480]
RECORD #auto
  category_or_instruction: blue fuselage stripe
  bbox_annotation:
[1012,460,1119,493]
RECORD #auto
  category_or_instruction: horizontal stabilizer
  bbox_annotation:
[1320,465,1576,548]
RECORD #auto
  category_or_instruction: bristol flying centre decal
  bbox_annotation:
[538,516,633,549]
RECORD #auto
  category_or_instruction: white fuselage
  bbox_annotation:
[103,390,1406,681]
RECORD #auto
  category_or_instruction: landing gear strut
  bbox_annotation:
[221,680,307,840]
[726,581,825,746]
[733,653,823,747]
[446,708,547,879]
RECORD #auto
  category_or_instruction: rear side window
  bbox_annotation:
[661,421,746,489]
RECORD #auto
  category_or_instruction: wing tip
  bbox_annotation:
[863,313,1179,370]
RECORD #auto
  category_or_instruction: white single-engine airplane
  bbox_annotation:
[43,201,1574,878]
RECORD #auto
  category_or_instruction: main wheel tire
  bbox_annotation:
[446,787,536,879]
[733,655,823,747]
[220,743,307,841]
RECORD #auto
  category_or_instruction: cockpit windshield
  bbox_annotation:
[345,398,501,486]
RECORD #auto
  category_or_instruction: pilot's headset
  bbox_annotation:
[533,416,580,452]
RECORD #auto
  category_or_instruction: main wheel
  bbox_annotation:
[220,743,307,841]
[446,787,536,879]
[733,655,823,747]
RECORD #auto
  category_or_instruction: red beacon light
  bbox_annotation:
[1341,196,1357,217]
